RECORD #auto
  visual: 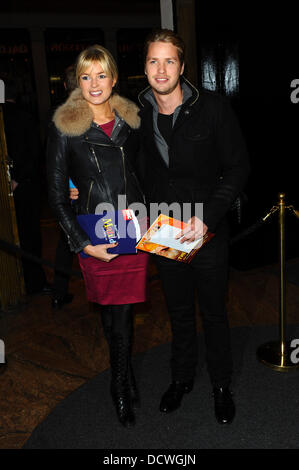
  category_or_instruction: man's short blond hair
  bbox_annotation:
[144,29,185,66]
[76,44,118,84]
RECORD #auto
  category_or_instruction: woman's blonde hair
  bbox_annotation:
[75,44,118,84]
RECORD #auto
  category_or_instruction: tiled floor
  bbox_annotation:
[0,218,299,449]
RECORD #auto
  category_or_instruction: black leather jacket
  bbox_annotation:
[47,90,144,253]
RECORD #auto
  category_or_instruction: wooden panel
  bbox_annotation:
[0,105,25,311]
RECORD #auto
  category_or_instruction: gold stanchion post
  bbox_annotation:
[257,193,299,371]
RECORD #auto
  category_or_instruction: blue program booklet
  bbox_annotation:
[69,179,76,189]
[77,210,141,258]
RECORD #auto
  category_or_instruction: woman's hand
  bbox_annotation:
[70,187,79,200]
[83,243,119,262]
[175,216,208,244]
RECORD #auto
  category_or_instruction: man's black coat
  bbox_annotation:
[137,78,250,235]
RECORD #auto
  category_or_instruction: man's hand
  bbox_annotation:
[83,243,119,262]
[70,187,79,200]
[175,216,208,244]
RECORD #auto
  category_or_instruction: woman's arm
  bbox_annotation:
[46,123,92,253]
[47,124,119,262]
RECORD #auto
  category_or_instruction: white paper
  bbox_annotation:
[150,224,202,253]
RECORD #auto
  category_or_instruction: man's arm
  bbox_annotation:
[203,97,250,232]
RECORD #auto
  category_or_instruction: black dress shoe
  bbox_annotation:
[160,380,194,413]
[213,387,235,424]
[51,293,74,311]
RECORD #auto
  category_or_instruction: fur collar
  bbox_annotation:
[53,88,140,137]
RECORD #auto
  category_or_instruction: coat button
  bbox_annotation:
[184,109,190,115]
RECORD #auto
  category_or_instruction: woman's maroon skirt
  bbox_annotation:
[78,251,149,305]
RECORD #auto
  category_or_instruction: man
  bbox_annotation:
[137,29,250,424]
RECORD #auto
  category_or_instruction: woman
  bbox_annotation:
[47,45,148,428]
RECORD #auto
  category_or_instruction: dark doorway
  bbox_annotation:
[195,6,299,268]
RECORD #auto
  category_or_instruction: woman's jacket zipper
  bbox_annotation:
[120,146,127,207]
[88,141,144,208]
[90,146,102,175]
[86,180,94,213]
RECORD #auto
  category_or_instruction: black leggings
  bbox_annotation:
[100,304,133,344]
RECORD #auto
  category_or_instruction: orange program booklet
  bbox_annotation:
[136,214,214,263]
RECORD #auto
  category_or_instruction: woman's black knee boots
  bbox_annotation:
[109,333,135,427]
[101,304,138,427]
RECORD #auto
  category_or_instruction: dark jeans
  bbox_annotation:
[155,235,232,388]
[53,229,73,299]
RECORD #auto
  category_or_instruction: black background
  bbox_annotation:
[194,5,299,268]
